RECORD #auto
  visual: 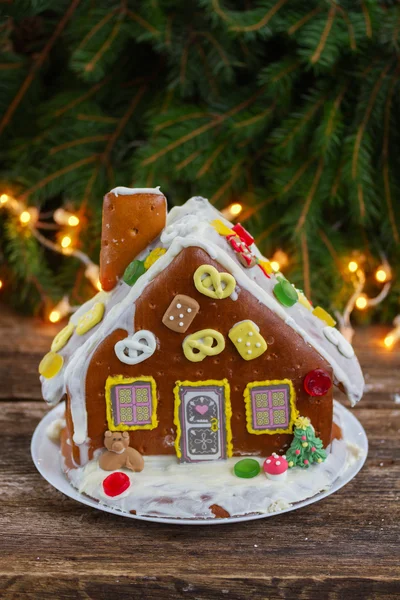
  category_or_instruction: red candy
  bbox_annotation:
[311,446,316,452]
[304,369,332,397]
[228,235,245,253]
[103,472,130,497]
[304,459,309,465]
[232,223,254,246]
[301,435,307,441]
[295,449,301,455]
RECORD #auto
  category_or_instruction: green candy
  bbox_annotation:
[233,458,261,479]
[123,259,146,286]
[273,279,298,307]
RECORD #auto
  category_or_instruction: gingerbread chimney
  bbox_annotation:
[99,186,167,291]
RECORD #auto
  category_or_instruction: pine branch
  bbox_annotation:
[382,63,400,244]
[300,231,311,299]
[0,0,81,136]
[288,6,321,36]
[351,63,392,179]
[230,0,288,33]
[295,159,324,232]
[18,155,99,200]
[142,87,265,166]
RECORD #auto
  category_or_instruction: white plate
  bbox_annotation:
[31,400,368,525]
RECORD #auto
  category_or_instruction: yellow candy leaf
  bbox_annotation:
[51,322,75,352]
[211,219,235,237]
[144,247,167,270]
[76,302,105,336]
[258,259,274,275]
[298,292,313,311]
[39,351,64,379]
[312,306,336,327]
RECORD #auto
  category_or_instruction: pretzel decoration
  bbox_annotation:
[183,329,225,362]
[114,330,157,365]
[193,265,236,300]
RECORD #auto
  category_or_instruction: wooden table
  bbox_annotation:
[1,305,399,599]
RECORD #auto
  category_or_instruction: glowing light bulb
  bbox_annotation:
[67,215,80,227]
[375,268,387,283]
[229,203,243,217]
[0,279,3,289]
[0,194,9,205]
[19,210,31,224]
[270,261,280,272]
[49,310,61,323]
[96,279,102,291]
[61,235,72,249]
[355,294,368,310]
[384,334,394,349]
[348,261,358,273]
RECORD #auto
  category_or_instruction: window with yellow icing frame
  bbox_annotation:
[244,379,298,435]
[105,375,158,431]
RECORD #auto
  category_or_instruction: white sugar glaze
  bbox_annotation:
[109,186,163,196]
[66,435,363,519]
[41,193,364,464]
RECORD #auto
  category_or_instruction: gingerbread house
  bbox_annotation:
[40,187,364,469]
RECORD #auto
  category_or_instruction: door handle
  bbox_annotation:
[210,417,219,432]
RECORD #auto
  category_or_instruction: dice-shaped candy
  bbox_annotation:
[228,320,267,361]
[162,294,200,333]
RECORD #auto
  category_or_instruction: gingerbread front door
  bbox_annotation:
[174,380,232,463]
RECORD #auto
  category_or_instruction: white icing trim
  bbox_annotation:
[109,186,163,197]
[323,326,355,358]
[66,435,364,519]
[114,330,157,365]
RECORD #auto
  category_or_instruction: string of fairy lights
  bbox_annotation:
[0,194,398,349]
[0,192,101,322]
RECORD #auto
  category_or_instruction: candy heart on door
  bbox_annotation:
[195,405,208,415]
[114,330,157,365]
[193,265,236,300]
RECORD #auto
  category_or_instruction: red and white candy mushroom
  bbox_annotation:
[263,452,289,481]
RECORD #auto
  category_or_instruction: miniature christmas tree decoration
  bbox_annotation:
[286,416,327,469]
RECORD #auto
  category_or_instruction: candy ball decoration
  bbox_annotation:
[263,453,289,481]
[304,369,332,397]
[234,458,261,479]
[273,279,298,307]
[102,472,131,497]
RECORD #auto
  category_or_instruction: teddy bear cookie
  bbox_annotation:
[99,431,144,472]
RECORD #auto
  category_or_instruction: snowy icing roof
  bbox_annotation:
[41,192,364,458]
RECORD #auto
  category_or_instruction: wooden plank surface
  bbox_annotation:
[0,304,399,599]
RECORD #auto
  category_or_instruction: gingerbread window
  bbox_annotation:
[105,375,158,431]
[243,379,298,435]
